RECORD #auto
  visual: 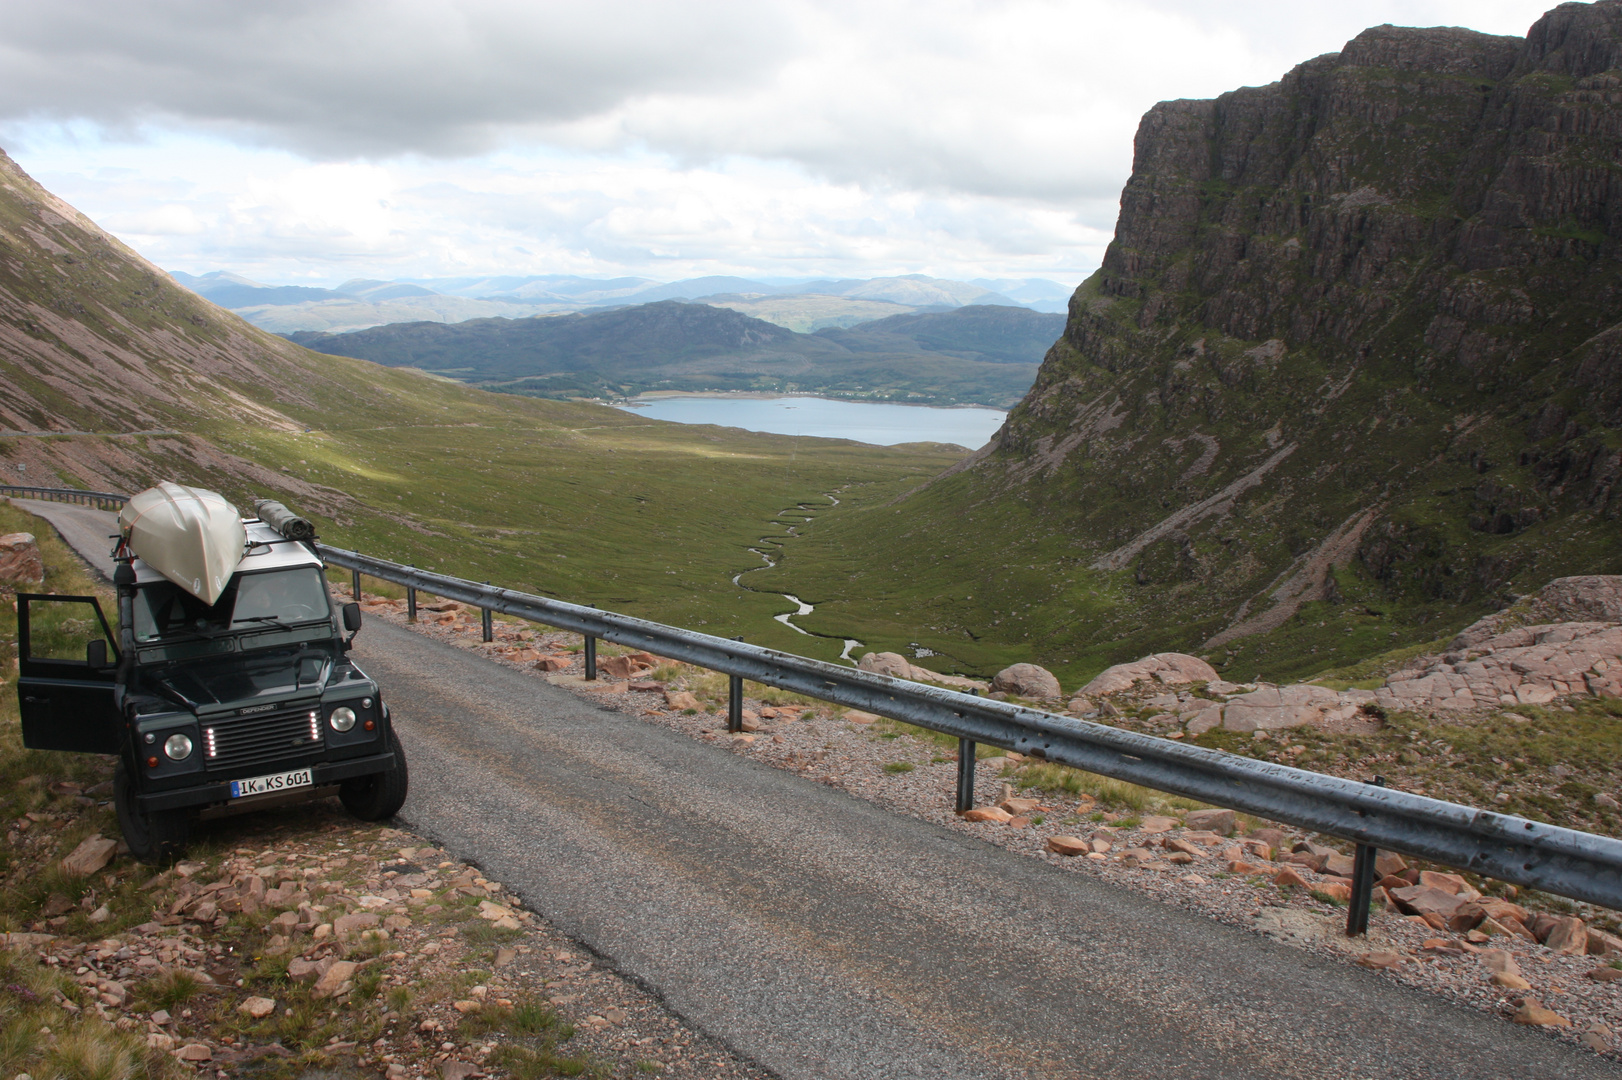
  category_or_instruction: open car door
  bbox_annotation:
[17,594,121,754]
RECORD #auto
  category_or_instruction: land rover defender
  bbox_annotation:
[15,489,407,862]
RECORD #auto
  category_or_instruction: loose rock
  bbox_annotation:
[238,997,276,1019]
[1512,998,1572,1027]
[1183,809,1235,835]
[60,835,117,876]
[990,663,1062,701]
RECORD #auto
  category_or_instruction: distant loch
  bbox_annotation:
[616,395,1007,448]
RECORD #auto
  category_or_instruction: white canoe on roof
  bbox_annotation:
[118,482,246,605]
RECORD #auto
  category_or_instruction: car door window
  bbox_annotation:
[21,595,116,664]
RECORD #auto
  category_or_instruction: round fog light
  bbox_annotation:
[163,733,193,761]
[330,706,357,732]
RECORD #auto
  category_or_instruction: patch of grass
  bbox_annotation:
[132,969,201,1013]
[353,966,384,1001]
[246,952,291,987]
[490,1043,594,1080]
[0,1015,42,1077]
[1012,761,1204,813]
[0,951,156,1080]
[1310,889,1347,907]
[1309,637,1454,690]
[43,1025,142,1080]
[274,995,343,1052]
[882,762,914,774]
[461,995,560,1040]
[742,680,821,709]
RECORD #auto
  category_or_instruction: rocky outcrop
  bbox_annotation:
[1216,684,1375,733]
[989,662,1062,700]
[0,532,43,584]
[1450,575,1622,648]
[1075,575,1622,732]
[856,652,989,693]
[1081,679,1379,735]
[1378,621,1622,713]
[1375,575,1622,711]
[1079,653,1219,695]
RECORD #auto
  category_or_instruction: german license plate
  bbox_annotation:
[230,767,313,798]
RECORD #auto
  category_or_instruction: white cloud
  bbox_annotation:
[0,0,1567,285]
[0,1,795,157]
[30,134,1111,282]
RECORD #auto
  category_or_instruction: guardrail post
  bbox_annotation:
[406,586,417,623]
[728,675,744,733]
[584,636,596,680]
[351,568,362,601]
[1347,776,1386,937]
[481,582,493,642]
[956,737,977,813]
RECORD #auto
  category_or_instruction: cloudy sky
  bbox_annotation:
[0,0,1564,287]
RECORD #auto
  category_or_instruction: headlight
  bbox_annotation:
[329,706,357,732]
[163,733,193,760]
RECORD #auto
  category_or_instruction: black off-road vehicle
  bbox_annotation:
[15,501,407,861]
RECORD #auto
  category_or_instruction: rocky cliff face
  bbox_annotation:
[769,2,1622,683]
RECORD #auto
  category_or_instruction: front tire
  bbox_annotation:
[339,730,409,821]
[114,762,190,864]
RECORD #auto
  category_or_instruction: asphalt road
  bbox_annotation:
[354,619,1615,1080]
[8,499,119,579]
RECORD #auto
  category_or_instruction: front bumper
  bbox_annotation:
[133,750,397,813]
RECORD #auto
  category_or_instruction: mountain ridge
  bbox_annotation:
[285,301,1062,407]
[168,268,1072,334]
[758,1,1622,684]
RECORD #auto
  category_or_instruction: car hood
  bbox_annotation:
[147,649,334,711]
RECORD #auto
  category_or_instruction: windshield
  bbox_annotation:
[134,567,332,643]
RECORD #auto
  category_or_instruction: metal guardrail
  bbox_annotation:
[7,484,1618,921]
[320,544,1622,920]
[0,484,128,510]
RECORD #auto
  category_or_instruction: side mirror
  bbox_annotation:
[342,603,363,633]
[86,639,109,669]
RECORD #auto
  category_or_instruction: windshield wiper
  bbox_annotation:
[234,616,287,627]
[235,614,328,630]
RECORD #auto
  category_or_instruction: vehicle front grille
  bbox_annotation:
[203,707,323,775]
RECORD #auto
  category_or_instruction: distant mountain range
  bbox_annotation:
[285,301,1065,408]
[170,269,1075,335]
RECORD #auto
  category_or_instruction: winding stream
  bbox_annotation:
[732,493,864,663]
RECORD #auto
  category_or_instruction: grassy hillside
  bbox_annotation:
[286,301,1046,408]
[0,147,962,658]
